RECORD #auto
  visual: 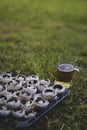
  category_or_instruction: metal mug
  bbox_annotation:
[55,63,80,87]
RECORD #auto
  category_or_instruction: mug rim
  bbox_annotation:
[58,63,74,72]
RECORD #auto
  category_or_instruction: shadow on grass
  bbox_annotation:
[0,116,48,130]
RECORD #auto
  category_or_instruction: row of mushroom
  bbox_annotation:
[0,72,66,120]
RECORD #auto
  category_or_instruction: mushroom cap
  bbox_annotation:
[12,107,25,118]
[0,105,11,116]
[37,84,48,92]
[21,99,34,112]
[24,111,37,119]
[23,84,37,95]
[6,97,21,109]
[26,75,39,81]
[5,91,14,100]
[19,90,32,101]
[0,83,7,95]
[1,72,13,83]
[16,74,26,84]
[42,88,57,100]
[34,96,49,109]
[0,95,7,105]
[7,79,22,91]
[52,84,65,94]
[39,79,50,86]
[27,79,39,88]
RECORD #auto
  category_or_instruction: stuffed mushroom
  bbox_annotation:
[0,83,7,95]
[0,105,11,116]
[37,84,48,92]
[16,74,26,84]
[23,84,37,95]
[0,95,7,105]
[24,110,37,119]
[21,98,34,112]
[12,107,25,119]
[19,90,32,101]
[1,72,13,83]
[34,96,49,109]
[52,84,65,94]
[26,75,39,81]
[7,79,22,91]
[42,88,57,100]
[6,97,21,109]
[39,79,50,86]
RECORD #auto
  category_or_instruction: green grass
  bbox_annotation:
[0,0,87,130]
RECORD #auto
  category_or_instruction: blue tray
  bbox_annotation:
[0,88,70,128]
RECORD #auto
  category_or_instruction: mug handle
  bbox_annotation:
[74,67,81,72]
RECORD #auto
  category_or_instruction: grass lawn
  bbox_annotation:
[0,0,87,130]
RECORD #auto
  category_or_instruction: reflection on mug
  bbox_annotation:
[55,64,80,88]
